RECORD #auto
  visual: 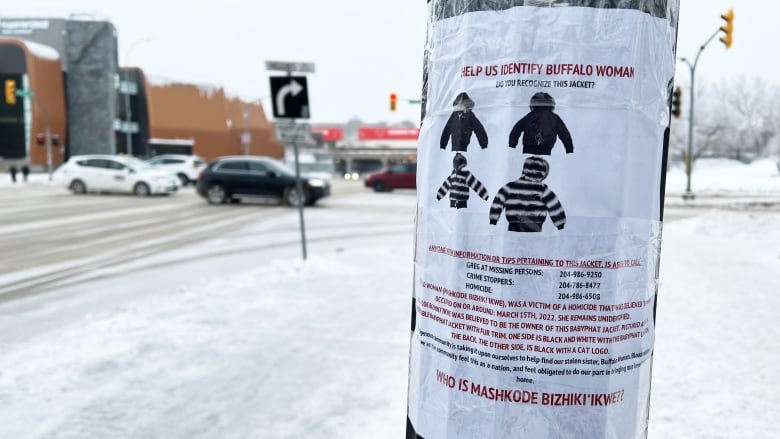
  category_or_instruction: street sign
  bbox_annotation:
[275,121,313,144]
[119,81,138,95]
[113,119,139,134]
[269,76,310,119]
[14,89,35,98]
[265,61,316,74]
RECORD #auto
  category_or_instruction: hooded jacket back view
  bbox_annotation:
[440,92,489,151]
[508,92,574,155]
[489,156,566,232]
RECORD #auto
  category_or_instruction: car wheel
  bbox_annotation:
[133,182,151,197]
[284,185,308,207]
[70,179,87,194]
[177,173,189,186]
[207,184,227,204]
[372,181,387,192]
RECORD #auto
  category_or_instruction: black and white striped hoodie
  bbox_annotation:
[436,153,489,209]
[489,156,566,232]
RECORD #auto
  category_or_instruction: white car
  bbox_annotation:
[146,154,207,186]
[55,154,180,196]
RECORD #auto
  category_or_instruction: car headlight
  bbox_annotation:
[308,178,326,187]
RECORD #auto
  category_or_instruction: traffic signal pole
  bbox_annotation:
[32,97,53,181]
[678,8,733,201]
[678,35,711,201]
[22,90,53,181]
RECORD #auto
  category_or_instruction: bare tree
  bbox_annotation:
[668,81,721,160]
[706,77,780,159]
[670,77,780,162]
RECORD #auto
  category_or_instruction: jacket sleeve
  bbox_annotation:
[508,114,530,148]
[466,172,489,200]
[469,113,489,149]
[554,114,574,154]
[541,186,566,230]
[437,176,452,200]
[440,115,454,149]
[489,186,509,225]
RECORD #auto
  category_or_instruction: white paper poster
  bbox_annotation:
[407,2,679,438]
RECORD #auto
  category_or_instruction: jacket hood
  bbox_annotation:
[521,156,550,182]
[529,92,555,111]
[452,92,475,112]
[453,153,467,170]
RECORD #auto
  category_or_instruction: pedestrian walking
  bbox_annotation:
[9,165,18,183]
[21,165,30,183]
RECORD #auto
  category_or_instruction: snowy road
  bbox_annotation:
[1,159,779,438]
[0,181,375,300]
[0,184,418,438]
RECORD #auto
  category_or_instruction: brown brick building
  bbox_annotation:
[0,17,282,170]
[0,37,67,169]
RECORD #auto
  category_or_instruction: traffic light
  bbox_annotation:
[719,8,734,49]
[671,86,682,118]
[4,79,16,105]
[390,93,397,111]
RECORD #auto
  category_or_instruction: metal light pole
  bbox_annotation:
[241,109,251,155]
[123,37,152,157]
[240,96,272,155]
[286,66,308,261]
[679,27,725,201]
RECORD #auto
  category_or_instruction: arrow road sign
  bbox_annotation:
[275,79,303,116]
[269,76,309,119]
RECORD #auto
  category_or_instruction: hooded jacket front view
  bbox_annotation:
[489,156,566,232]
[440,92,489,151]
[508,92,574,156]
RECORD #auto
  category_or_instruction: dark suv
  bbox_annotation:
[196,156,330,206]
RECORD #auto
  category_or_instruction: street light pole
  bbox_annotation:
[123,37,152,157]
[679,28,719,201]
[242,109,250,155]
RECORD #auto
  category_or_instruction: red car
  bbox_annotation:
[364,162,417,192]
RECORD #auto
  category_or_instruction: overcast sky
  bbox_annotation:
[3,1,770,124]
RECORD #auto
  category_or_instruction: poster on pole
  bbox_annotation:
[407,2,679,438]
